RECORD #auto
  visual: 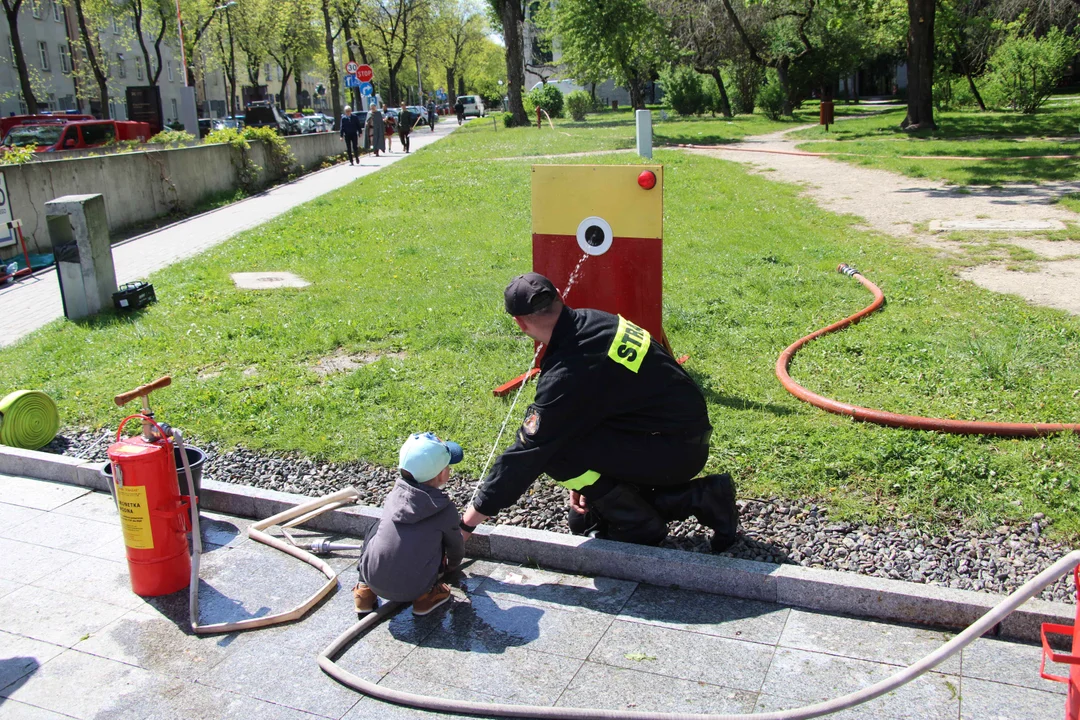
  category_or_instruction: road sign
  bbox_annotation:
[345,61,359,75]
[359,82,373,96]
[344,74,360,89]
[355,64,373,83]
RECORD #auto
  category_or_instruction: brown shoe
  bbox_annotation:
[353,583,378,613]
[412,582,452,616]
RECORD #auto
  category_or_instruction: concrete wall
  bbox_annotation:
[1,133,342,255]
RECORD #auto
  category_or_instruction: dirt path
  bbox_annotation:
[686,126,1080,314]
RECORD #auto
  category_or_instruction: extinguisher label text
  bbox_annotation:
[116,485,154,549]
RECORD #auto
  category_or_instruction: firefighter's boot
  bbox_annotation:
[589,483,669,546]
[649,473,740,552]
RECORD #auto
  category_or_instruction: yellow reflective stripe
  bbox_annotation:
[556,470,601,491]
[607,315,650,373]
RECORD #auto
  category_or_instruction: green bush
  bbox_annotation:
[659,65,706,116]
[756,71,786,120]
[0,146,36,166]
[204,127,249,149]
[731,61,763,115]
[566,90,590,121]
[148,129,195,146]
[243,126,296,177]
[528,84,564,118]
[987,28,1079,114]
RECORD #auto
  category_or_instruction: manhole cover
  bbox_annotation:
[231,272,311,289]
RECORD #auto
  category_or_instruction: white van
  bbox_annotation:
[457,95,485,118]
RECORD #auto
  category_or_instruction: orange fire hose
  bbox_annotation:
[776,264,1080,437]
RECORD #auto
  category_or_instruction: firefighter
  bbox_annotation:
[459,273,739,550]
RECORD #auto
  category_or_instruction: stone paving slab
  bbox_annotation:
[962,636,1069,695]
[557,661,759,714]
[0,501,45,529]
[617,582,791,644]
[778,609,963,675]
[0,536,83,584]
[32,555,147,611]
[959,677,1063,720]
[0,647,187,719]
[587,619,776,693]
[0,509,122,554]
[0,473,90,510]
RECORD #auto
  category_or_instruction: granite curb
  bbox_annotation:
[1,445,1071,643]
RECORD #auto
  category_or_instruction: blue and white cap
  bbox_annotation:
[399,432,464,483]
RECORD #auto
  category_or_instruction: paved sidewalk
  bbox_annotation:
[0,119,459,348]
[0,473,1067,719]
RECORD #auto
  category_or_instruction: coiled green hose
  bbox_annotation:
[0,390,60,449]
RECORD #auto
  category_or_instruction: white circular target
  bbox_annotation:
[576,216,614,256]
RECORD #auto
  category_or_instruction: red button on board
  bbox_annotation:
[637,170,656,190]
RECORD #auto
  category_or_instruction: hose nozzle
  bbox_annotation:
[837,263,860,277]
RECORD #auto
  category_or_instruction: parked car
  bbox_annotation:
[0,113,93,141]
[23,120,151,152]
[197,118,213,138]
[243,101,298,135]
[457,94,485,117]
[212,117,243,132]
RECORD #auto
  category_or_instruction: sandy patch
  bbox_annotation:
[311,349,407,375]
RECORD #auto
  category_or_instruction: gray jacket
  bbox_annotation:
[358,477,464,601]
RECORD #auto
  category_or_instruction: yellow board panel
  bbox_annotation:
[531,165,663,239]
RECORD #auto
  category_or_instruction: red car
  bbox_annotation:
[3,119,152,153]
[0,113,92,141]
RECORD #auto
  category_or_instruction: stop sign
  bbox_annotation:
[355,65,373,83]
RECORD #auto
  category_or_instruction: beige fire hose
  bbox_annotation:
[318,550,1080,719]
[176,429,360,635]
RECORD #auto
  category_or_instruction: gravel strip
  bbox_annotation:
[48,429,1075,604]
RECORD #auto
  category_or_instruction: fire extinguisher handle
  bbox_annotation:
[114,376,172,407]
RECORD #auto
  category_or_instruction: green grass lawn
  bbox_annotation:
[791,104,1080,185]
[3,114,1080,537]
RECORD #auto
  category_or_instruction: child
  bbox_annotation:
[354,432,465,615]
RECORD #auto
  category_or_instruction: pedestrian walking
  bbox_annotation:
[398,102,414,153]
[339,105,363,165]
[426,100,437,132]
[454,98,465,125]
[364,104,385,157]
[383,104,395,153]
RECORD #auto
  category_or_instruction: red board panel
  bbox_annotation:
[532,233,663,341]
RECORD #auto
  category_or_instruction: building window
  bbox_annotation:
[167,60,173,82]
[170,98,177,120]
[31,1,41,19]
[117,53,126,78]
[59,44,71,73]
[111,17,119,34]
[51,0,61,21]
[38,41,49,71]
[135,56,143,80]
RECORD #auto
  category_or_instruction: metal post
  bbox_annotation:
[636,109,652,159]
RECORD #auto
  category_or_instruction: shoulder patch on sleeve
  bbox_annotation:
[523,409,541,436]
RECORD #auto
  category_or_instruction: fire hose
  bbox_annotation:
[0,390,60,449]
[318,550,1080,719]
[777,264,1080,436]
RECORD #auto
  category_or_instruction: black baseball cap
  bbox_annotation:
[504,272,559,316]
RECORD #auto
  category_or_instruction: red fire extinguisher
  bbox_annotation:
[108,378,192,597]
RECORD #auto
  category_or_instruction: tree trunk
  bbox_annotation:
[74,0,109,118]
[4,5,39,114]
[320,0,341,128]
[901,0,936,130]
[709,68,732,118]
[295,72,304,110]
[446,67,455,105]
[341,14,361,109]
[776,61,793,117]
[457,76,464,96]
[498,0,528,126]
[964,69,986,111]
[388,67,399,105]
